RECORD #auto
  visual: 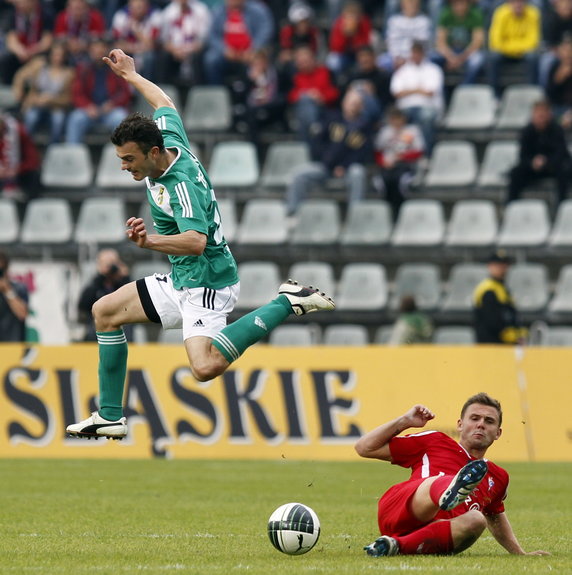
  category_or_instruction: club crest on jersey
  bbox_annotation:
[488,477,495,490]
[157,186,165,205]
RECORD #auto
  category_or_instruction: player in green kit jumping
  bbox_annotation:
[67,49,335,440]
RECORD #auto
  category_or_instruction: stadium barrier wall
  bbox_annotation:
[0,345,570,461]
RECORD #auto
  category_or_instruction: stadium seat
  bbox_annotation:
[208,141,259,188]
[323,324,369,346]
[20,198,73,244]
[74,197,127,244]
[497,199,550,247]
[548,265,572,314]
[217,197,238,243]
[291,199,341,245]
[0,198,19,243]
[476,141,519,189]
[259,141,311,188]
[131,260,171,280]
[158,329,184,344]
[95,143,141,188]
[446,200,498,247]
[183,86,232,132]
[422,140,478,188]
[40,143,94,188]
[237,199,288,244]
[391,199,445,246]
[390,263,441,311]
[374,325,393,344]
[442,85,496,130]
[548,199,572,248]
[287,261,336,297]
[441,264,488,313]
[0,83,18,109]
[538,326,572,346]
[235,261,281,310]
[340,199,393,245]
[495,84,544,130]
[506,263,549,312]
[336,263,388,311]
[433,326,476,345]
[138,201,158,234]
[269,324,320,346]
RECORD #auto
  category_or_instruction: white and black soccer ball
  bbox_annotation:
[267,502,321,555]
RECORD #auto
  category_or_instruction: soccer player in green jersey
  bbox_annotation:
[67,49,335,440]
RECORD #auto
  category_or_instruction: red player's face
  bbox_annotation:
[457,404,502,453]
[115,141,159,181]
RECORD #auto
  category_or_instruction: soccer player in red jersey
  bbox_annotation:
[355,393,549,557]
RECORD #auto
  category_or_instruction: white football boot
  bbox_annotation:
[66,412,127,440]
[278,279,335,315]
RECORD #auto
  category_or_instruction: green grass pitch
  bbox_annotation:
[1,459,569,574]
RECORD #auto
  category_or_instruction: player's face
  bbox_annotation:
[115,141,159,181]
[457,403,502,453]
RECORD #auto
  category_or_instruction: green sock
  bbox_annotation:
[96,330,128,421]
[213,295,292,363]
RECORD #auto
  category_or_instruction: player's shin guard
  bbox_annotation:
[394,520,454,555]
[97,330,128,421]
[212,296,292,362]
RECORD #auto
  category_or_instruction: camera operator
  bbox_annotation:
[78,249,132,341]
[0,250,29,342]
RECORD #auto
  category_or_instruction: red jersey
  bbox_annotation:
[224,9,252,53]
[389,430,508,517]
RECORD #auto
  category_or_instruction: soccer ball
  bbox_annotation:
[267,502,321,555]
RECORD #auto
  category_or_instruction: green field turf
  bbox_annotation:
[0,459,569,574]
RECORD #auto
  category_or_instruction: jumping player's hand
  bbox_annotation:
[103,49,136,79]
[126,217,148,248]
[403,405,435,428]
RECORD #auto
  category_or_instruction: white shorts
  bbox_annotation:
[136,273,240,341]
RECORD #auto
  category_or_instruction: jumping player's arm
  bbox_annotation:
[354,405,435,461]
[103,48,175,111]
[486,513,549,556]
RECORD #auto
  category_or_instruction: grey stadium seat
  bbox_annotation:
[340,199,393,245]
[495,84,544,130]
[548,265,572,314]
[158,329,184,344]
[390,263,441,311]
[217,197,238,243]
[0,198,19,243]
[95,143,140,189]
[433,326,476,345]
[538,326,572,346]
[287,261,335,297]
[441,264,488,312]
[131,260,171,280]
[20,198,73,244]
[497,199,550,247]
[269,325,320,346]
[336,263,388,311]
[446,200,498,247]
[259,141,311,188]
[374,325,394,344]
[237,199,288,244]
[235,261,281,310]
[423,140,478,188]
[183,86,232,132]
[549,199,572,248]
[74,197,127,244]
[323,324,369,346]
[291,199,341,245]
[391,199,445,246]
[442,84,496,130]
[507,263,549,312]
[209,141,259,188]
[40,143,93,188]
[476,141,519,189]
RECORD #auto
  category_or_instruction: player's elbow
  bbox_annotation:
[354,438,371,458]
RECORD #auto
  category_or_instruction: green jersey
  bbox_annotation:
[147,107,238,291]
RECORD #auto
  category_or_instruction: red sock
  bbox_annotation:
[429,475,454,506]
[394,520,454,555]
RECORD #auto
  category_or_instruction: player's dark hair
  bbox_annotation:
[461,393,503,426]
[111,113,165,155]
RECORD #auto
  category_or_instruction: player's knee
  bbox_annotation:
[463,510,487,536]
[92,295,120,330]
[191,361,223,382]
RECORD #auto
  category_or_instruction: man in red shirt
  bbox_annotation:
[355,393,549,557]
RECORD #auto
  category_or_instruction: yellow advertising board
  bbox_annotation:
[0,345,570,461]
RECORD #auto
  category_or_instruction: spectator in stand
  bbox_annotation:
[373,107,425,216]
[0,0,53,84]
[54,0,106,64]
[286,87,373,216]
[390,41,444,153]
[547,38,572,128]
[433,0,485,85]
[487,0,541,98]
[111,0,162,82]
[507,99,572,206]
[0,250,29,343]
[12,40,73,144]
[65,37,131,144]
[326,1,373,78]
[0,112,42,201]
[539,0,572,88]
[380,0,432,71]
[388,295,433,345]
[278,3,320,70]
[287,44,340,142]
[203,0,274,86]
[158,0,212,87]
